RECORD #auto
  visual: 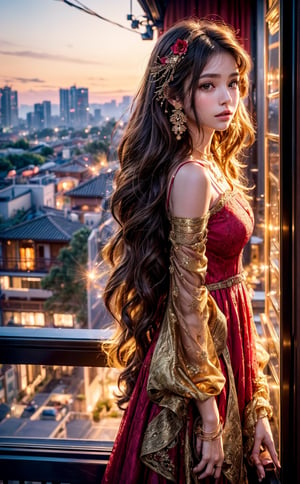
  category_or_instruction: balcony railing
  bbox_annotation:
[0,257,61,272]
[0,327,112,483]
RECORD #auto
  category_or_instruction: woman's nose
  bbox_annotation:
[219,87,232,105]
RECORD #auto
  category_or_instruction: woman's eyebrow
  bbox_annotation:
[199,71,240,79]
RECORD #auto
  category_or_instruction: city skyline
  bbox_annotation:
[1,0,155,106]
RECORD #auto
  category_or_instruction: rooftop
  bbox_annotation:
[0,213,84,242]
[52,159,89,174]
[65,169,116,199]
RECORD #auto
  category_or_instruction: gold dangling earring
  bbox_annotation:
[169,102,187,140]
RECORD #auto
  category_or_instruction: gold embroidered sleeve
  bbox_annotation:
[147,214,227,410]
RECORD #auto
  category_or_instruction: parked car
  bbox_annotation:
[40,404,68,421]
[40,407,59,420]
[21,403,38,418]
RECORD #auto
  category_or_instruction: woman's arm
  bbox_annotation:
[170,162,225,480]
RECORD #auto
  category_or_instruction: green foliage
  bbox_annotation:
[109,410,121,418]
[27,128,54,140]
[0,209,28,231]
[84,140,109,155]
[38,128,54,138]
[7,153,45,170]
[40,146,54,157]
[100,119,116,140]
[96,399,112,413]
[0,157,13,172]
[13,138,30,150]
[41,227,91,327]
[58,128,72,138]
[92,409,100,422]
[89,126,101,135]
[71,129,89,139]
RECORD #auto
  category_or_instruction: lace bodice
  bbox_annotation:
[205,190,254,285]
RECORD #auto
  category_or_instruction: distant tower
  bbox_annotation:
[0,86,19,128]
[69,85,77,127]
[76,87,89,127]
[94,108,102,123]
[42,101,51,128]
[59,88,70,125]
[59,86,89,128]
[10,90,19,127]
[34,103,44,130]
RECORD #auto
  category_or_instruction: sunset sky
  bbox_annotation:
[0,0,155,107]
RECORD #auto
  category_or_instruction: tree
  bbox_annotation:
[100,118,116,140]
[13,139,30,150]
[41,227,91,327]
[84,140,109,155]
[0,157,13,172]
[40,146,54,157]
[7,153,45,170]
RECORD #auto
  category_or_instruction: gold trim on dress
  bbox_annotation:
[206,273,245,292]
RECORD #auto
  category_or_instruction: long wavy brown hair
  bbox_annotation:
[103,18,255,408]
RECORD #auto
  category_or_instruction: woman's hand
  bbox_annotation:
[193,432,224,480]
[250,417,281,482]
[193,397,224,480]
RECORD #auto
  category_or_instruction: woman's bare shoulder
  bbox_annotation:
[169,161,211,218]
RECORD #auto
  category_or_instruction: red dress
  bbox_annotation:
[102,190,259,484]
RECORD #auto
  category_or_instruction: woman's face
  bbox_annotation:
[183,51,240,140]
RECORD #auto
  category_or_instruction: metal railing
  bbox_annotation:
[0,327,113,483]
[0,257,61,272]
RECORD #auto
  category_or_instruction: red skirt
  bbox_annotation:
[101,332,229,484]
[102,282,256,483]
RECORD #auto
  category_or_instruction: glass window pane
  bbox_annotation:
[267,96,279,135]
[0,365,122,441]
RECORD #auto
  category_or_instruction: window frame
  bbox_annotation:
[0,327,113,483]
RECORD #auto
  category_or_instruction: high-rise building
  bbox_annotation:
[94,108,102,123]
[10,90,18,127]
[42,101,51,128]
[34,103,44,131]
[0,86,19,128]
[27,112,39,131]
[69,85,77,127]
[59,86,89,128]
[59,88,70,125]
[30,101,52,131]
[76,88,89,126]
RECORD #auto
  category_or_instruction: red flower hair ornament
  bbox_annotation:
[150,37,190,104]
[171,39,188,55]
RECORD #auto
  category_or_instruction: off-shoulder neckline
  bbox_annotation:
[209,189,234,216]
[168,189,235,223]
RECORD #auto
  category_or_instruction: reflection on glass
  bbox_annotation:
[268,139,279,179]
[264,0,280,456]
[267,97,279,135]
[0,364,122,441]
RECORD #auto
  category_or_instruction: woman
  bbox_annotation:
[102,19,280,483]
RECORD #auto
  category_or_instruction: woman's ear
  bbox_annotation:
[167,98,182,109]
[164,87,182,109]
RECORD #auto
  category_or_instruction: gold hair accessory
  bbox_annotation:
[150,38,189,104]
[170,102,187,140]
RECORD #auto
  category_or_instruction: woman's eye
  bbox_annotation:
[229,79,240,88]
[199,83,214,90]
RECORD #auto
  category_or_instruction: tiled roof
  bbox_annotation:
[65,170,115,198]
[0,213,84,241]
[52,160,88,174]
